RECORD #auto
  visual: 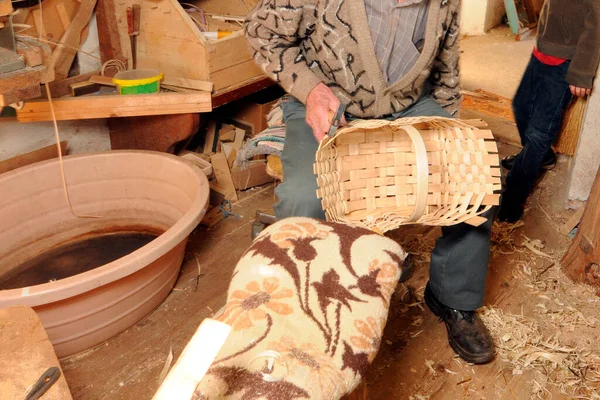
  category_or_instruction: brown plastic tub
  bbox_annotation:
[0,151,209,358]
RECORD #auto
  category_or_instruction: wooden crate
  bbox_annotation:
[113,0,266,94]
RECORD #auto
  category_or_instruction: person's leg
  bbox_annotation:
[498,59,572,223]
[396,96,496,363]
[274,97,326,220]
[512,56,538,148]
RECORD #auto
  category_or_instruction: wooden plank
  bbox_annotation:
[89,75,116,86]
[50,0,97,80]
[112,0,209,79]
[210,152,238,201]
[210,59,265,92]
[231,160,273,190]
[16,42,43,67]
[162,76,213,92]
[95,0,127,65]
[0,141,67,175]
[17,92,212,122]
[562,166,600,286]
[0,306,73,399]
[0,0,13,16]
[0,68,43,107]
[55,2,72,29]
[45,71,99,98]
[559,207,585,236]
[212,76,274,108]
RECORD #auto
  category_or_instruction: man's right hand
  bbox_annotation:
[306,83,346,142]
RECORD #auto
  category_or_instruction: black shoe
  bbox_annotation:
[424,284,495,364]
[497,201,524,223]
[399,254,415,283]
[501,151,557,171]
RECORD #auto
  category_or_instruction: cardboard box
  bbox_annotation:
[230,88,284,135]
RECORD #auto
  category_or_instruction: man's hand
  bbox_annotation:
[306,83,347,142]
[570,85,592,98]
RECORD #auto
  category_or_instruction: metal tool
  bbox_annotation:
[327,103,347,138]
[127,5,141,69]
[24,367,61,400]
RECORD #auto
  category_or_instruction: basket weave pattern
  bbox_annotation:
[314,117,501,233]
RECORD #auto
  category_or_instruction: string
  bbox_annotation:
[45,84,102,219]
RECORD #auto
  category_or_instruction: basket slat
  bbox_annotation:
[315,117,501,232]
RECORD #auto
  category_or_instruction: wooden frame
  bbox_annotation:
[314,117,501,233]
[111,0,265,93]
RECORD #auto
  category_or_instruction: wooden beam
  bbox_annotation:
[44,71,99,98]
[17,92,212,122]
[50,0,97,80]
[562,167,600,286]
[162,77,213,92]
[0,68,43,107]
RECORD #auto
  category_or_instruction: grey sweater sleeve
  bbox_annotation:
[245,0,323,103]
[566,1,600,88]
[430,1,462,116]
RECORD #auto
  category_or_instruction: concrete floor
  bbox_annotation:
[460,26,535,99]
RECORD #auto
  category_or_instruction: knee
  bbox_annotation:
[275,183,325,220]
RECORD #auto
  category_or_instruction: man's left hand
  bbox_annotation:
[570,85,592,97]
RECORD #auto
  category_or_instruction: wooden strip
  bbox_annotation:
[55,2,71,29]
[50,0,97,80]
[210,152,238,202]
[32,9,46,36]
[0,141,67,175]
[0,306,73,399]
[45,72,99,98]
[0,68,43,107]
[559,208,585,236]
[162,77,213,92]
[17,92,212,122]
[89,75,116,86]
[95,0,127,65]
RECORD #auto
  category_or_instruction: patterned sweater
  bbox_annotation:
[245,0,462,118]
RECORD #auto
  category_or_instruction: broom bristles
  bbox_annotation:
[554,97,587,156]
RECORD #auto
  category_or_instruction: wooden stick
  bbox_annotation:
[152,319,231,400]
[162,77,214,92]
[17,92,212,122]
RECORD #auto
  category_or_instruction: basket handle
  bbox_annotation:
[402,126,429,223]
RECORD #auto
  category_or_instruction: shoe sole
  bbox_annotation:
[424,291,495,365]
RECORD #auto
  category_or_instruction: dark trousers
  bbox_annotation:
[504,56,573,207]
[275,96,494,311]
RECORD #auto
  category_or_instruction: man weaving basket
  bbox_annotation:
[245,0,496,364]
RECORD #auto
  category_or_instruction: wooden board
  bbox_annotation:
[0,141,67,175]
[231,160,273,190]
[210,152,238,201]
[17,92,212,122]
[0,306,73,399]
[0,67,43,107]
[45,71,100,98]
[162,77,213,92]
[95,0,127,65]
[49,0,97,79]
[12,0,88,49]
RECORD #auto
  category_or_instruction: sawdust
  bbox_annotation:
[482,224,600,399]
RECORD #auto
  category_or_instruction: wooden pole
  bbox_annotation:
[152,319,231,400]
[561,166,600,286]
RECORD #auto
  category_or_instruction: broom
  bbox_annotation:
[554,96,588,156]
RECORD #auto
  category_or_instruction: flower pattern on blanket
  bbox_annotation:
[195,217,406,400]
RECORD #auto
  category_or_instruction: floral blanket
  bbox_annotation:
[195,217,406,399]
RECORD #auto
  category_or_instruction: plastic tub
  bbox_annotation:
[0,151,209,358]
[113,69,163,95]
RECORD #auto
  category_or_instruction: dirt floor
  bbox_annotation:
[59,107,600,399]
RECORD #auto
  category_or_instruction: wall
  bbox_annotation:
[0,119,111,162]
[461,0,505,36]
[567,65,600,202]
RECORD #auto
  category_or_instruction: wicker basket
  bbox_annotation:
[314,117,501,233]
